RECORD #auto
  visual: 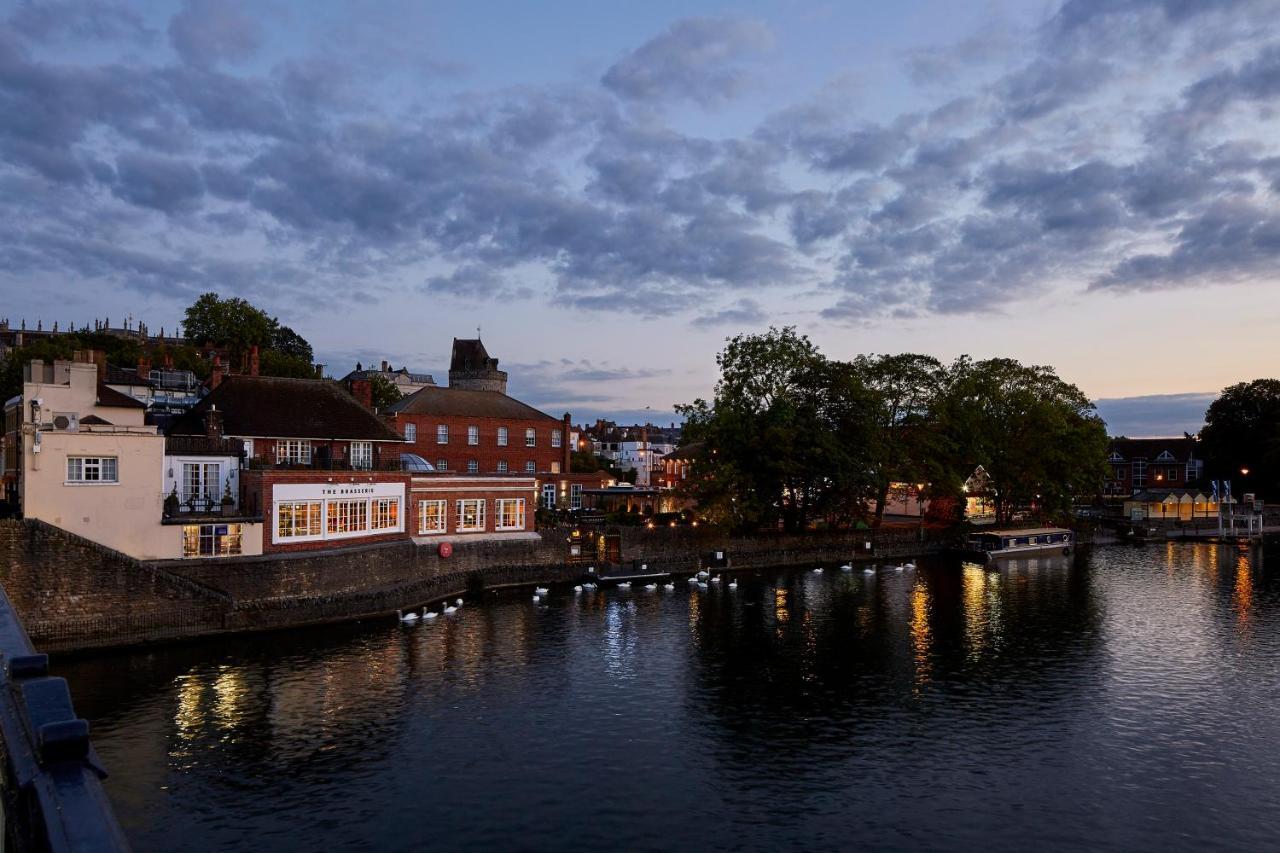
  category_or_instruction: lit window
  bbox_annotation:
[497,460,507,473]
[404,423,417,442]
[468,425,479,445]
[525,428,536,447]
[551,429,562,448]
[570,483,583,509]
[551,461,561,474]
[437,424,449,444]
[496,498,525,530]
[276,440,312,465]
[525,461,535,473]
[418,499,446,534]
[350,441,373,470]
[66,456,117,483]
[436,459,448,471]
[277,501,322,539]
[456,499,485,532]
[497,426,508,446]
[467,459,478,473]
[371,498,400,530]
[327,499,369,534]
[183,523,242,557]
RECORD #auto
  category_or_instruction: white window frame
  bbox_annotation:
[525,461,536,473]
[182,523,243,558]
[525,428,536,447]
[467,459,479,473]
[276,440,312,465]
[497,460,508,473]
[552,429,562,448]
[570,483,583,509]
[541,483,556,508]
[468,425,479,445]
[456,499,486,532]
[276,500,323,539]
[350,441,373,470]
[497,426,508,446]
[371,497,400,530]
[181,461,220,503]
[436,459,448,472]
[496,498,525,531]
[66,456,118,484]
[327,499,369,535]
[437,424,449,444]
[418,499,447,535]
[404,423,417,442]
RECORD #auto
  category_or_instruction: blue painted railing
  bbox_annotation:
[0,586,128,851]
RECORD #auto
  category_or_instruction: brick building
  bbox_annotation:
[385,339,571,477]
[1104,437,1204,497]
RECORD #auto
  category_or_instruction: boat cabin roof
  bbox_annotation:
[977,527,1071,537]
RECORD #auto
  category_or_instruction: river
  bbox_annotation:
[59,542,1280,852]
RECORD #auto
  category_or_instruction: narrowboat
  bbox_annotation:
[961,527,1074,562]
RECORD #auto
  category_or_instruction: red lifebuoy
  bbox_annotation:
[438,542,453,558]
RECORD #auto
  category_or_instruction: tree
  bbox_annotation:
[938,357,1108,523]
[571,450,604,473]
[271,323,314,362]
[368,374,402,411]
[183,293,274,354]
[1199,379,1280,500]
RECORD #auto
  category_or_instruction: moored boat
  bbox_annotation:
[960,527,1074,563]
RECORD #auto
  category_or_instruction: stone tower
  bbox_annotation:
[448,338,508,394]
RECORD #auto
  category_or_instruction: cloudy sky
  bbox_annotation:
[1,0,1278,434]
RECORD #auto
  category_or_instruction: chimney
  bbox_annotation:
[206,405,223,441]
[563,412,572,473]
[249,345,260,377]
[90,349,106,382]
[138,354,152,379]
[351,379,373,410]
[211,355,225,390]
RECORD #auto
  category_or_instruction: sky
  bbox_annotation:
[1,0,1278,436]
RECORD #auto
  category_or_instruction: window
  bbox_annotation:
[436,459,448,471]
[327,499,369,534]
[350,441,373,470]
[437,424,449,444]
[418,500,447,534]
[525,428,536,447]
[570,483,583,509]
[1133,459,1147,489]
[541,483,556,508]
[181,462,220,503]
[497,460,508,473]
[276,440,312,465]
[182,523,242,557]
[525,461,536,473]
[371,498,400,530]
[277,501,322,539]
[496,498,525,530]
[468,425,479,445]
[404,423,417,442]
[497,426,508,446]
[550,461,561,474]
[552,429,562,448]
[66,456,117,483]
[456,499,485,532]
[467,459,478,473]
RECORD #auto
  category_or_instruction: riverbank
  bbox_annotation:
[0,519,950,654]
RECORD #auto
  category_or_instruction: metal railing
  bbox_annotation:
[0,585,129,851]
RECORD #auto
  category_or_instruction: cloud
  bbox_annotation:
[1094,391,1215,437]
[168,0,261,68]
[602,17,773,107]
[7,0,153,44]
[691,298,767,329]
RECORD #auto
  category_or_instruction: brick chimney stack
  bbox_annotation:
[249,345,260,377]
[351,379,373,409]
[205,405,223,440]
[211,355,225,390]
[138,354,151,379]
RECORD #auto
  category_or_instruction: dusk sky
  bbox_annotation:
[1,0,1278,435]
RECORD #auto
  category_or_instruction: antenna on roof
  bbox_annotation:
[476,324,481,340]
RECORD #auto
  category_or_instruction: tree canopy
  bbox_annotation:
[1199,379,1280,499]
[183,293,314,365]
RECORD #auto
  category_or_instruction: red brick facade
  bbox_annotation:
[389,412,571,476]
[408,475,539,536]
[241,470,413,554]
[242,437,403,469]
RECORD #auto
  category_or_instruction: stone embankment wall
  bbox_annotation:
[0,519,949,653]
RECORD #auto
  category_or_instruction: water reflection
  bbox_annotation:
[56,542,1280,852]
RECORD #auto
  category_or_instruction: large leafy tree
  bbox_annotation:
[939,357,1108,523]
[1199,379,1280,500]
[182,293,316,378]
[368,374,402,410]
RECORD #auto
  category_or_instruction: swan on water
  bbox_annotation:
[645,583,658,590]
[728,579,739,589]
[574,585,583,593]
[422,609,439,619]
[664,582,675,590]
[443,602,458,614]
[894,565,905,572]
[617,581,631,589]
[533,594,541,602]
[455,598,464,606]
[710,575,722,583]
[535,587,550,596]
[904,562,916,569]
[863,566,875,573]
[687,576,699,584]
[840,564,853,571]
[397,609,419,623]
[813,567,824,574]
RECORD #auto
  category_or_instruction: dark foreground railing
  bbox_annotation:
[0,586,128,852]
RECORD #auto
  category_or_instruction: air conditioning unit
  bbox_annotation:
[50,412,78,432]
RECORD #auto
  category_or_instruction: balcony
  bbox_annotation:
[161,494,260,524]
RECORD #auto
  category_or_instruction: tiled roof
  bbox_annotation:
[167,375,403,441]
[450,338,496,371]
[96,383,145,409]
[1108,436,1196,460]
[386,385,559,421]
[339,368,436,385]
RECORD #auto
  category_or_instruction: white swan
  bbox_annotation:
[813,567,824,574]
[709,575,721,584]
[583,582,597,590]
[894,565,904,572]
[863,566,875,573]
[443,602,458,614]
[687,576,699,584]
[422,609,439,619]
[397,609,419,623]
[840,563,853,571]
[455,598,464,607]
[617,581,631,589]
[696,570,709,579]
[728,579,739,589]
[645,583,657,590]
[533,594,541,602]
[904,562,916,569]
[663,582,675,590]
[574,585,583,593]
[535,587,550,596]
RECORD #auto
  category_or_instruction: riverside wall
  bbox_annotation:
[0,519,949,653]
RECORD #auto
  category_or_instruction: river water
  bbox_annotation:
[60,542,1280,852]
